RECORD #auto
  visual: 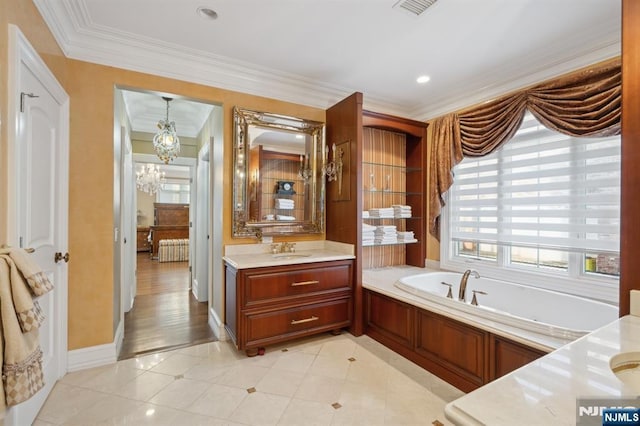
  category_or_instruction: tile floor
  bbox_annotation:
[35,333,464,425]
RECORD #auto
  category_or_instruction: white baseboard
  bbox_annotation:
[192,278,200,301]
[67,321,122,372]
[67,342,117,372]
[114,319,124,358]
[209,307,228,341]
[426,259,441,270]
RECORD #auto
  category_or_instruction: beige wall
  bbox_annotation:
[1,0,326,350]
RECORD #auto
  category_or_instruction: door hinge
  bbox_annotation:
[20,92,39,113]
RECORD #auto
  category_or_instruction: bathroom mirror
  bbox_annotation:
[233,107,325,238]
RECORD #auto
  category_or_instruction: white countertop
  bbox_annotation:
[223,240,355,269]
[444,314,640,426]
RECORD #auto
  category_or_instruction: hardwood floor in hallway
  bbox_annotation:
[118,253,216,360]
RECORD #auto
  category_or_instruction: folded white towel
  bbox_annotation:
[362,211,370,218]
[276,215,296,220]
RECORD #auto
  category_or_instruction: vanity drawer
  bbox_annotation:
[244,298,351,346]
[242,261,352,306]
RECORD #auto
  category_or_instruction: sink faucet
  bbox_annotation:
[458,269,480,302]
[270,242,296,253]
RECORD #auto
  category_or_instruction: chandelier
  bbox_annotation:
[153,97,180,164]
[136,163,165,195]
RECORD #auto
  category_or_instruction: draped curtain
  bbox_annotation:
[428,58,621,240]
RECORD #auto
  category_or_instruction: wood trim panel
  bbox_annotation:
[363,289,549,393]
[489,335,546,381]
[415,309,488,388]
[326,92,364,335]
[364,291,414,348]
[621,0,640,316]
[362,110,428,138]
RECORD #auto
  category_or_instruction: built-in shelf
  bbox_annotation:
[363,239,419,247]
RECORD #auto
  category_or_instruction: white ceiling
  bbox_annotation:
[36,0,621,124]
[122,90,214,137]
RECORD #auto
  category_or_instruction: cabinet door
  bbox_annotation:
[416,310,487,389]
[489,335,546,381]
[242,261,352,308]
[364,290,414,349]
[243,298,351,349]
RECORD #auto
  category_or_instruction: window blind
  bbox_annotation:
[449,113,620,254]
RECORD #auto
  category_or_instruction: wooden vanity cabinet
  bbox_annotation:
[225,259,354,356]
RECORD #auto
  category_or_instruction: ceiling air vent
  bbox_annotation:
[393,0,438,16]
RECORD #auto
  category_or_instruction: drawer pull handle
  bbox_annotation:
[291,280,319,287]
[291,316,319,325]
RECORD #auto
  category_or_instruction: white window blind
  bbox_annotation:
[449,113,620,254]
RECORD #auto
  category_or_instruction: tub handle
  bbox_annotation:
[471,290,487,306]
[440,282,453,299]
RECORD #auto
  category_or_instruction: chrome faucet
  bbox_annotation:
[271,242,296,254]
[458,269,480,302]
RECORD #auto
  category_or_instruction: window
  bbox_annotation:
[157,180,190,204]
[442,113,620,301]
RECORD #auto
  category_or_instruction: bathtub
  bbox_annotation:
[394,271,618,341]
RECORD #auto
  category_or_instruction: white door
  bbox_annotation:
[6,26,69,426]
[121,129,135,313]
[194,141,210,301]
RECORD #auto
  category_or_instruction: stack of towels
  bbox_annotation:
[368,207,394,218]
[392,205,412,218]
[374,225,397,244]
[362,211,370,219]
[362,223,376,246]
[275,198,295,210]
[397,231,417,243]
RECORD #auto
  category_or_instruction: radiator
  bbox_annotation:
[158,239,189,262]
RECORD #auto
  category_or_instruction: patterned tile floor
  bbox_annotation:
[35,333,464,425]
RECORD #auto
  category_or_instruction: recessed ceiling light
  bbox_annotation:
[197,7,218,20]
[416,75,430,84]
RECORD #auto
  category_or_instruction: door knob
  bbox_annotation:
[54,252,70,263]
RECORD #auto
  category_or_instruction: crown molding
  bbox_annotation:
[34,0,620,122]
[33,0,415,118]
[409,40,620,121]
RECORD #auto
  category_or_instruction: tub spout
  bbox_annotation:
[458,269,480,302]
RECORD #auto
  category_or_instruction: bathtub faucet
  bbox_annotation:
[458,269,480,302]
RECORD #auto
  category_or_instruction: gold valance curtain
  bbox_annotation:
[428,58,621,240]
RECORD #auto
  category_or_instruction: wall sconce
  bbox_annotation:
[298,153,312,183]
[323,143,344,192]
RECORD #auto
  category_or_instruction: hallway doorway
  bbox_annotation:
[114,87,224,359]
[118,253,216,359]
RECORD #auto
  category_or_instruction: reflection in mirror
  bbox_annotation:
[233,107,325,238]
